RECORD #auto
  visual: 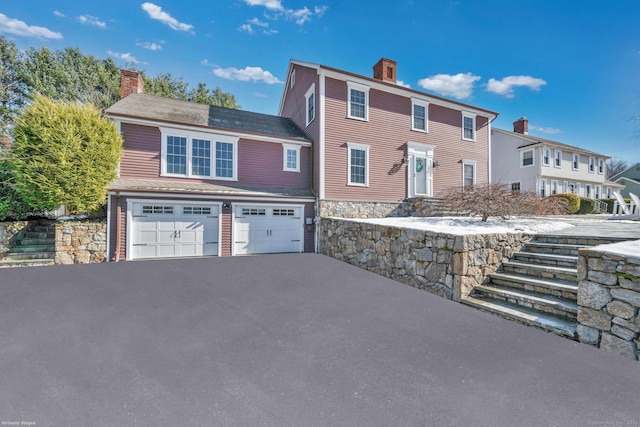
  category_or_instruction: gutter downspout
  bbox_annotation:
[114,193,122,262]
[106,194,111,262]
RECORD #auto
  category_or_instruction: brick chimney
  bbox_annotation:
[373,58,397,84]
[513,117,528,135]
[120,69,144,98]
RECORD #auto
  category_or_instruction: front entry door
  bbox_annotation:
[407,142,435,198]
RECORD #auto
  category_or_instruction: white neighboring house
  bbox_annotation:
[491,117,622,199]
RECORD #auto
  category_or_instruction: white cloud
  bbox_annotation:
[141,2,194,33]
[248,18,269,27]
[108,50,138,63]
[53,11,65,18]
[486,75,547,98]
[396,80,411,88]
[244,0,284,11]
[213,66,282,84]
[263,29,278,35]
[78,15,106,29]
[243,0,328,25]
[0,13,62,39]
[241,18,277,34]
[238,23,254,33]
[530,125,562,135]
[137,41,163,51]
[418,72,480,99]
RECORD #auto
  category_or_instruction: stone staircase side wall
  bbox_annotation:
[576,246,640,361]
[319,198,445,219]
[320,218,533,301]
[54,221,107,264]
[0,221,30,257]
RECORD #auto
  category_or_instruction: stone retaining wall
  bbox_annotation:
[54,221,107,264]
[577,243,640,360]
[320,218,533,301]
[0,221,29,256]
[319,198,444,219]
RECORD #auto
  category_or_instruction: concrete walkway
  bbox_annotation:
[542,216,640,239]
[0,254,639,426]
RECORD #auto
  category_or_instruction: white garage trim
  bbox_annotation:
[232,203,305,256]
[126,199,222,260]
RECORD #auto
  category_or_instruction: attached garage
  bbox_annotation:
[127,201,221,260]
[233,204,304,255]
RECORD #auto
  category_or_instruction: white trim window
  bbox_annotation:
[510,181,521,192]
[542,148,550,166]
[161,129,238,181]
[598,158,604,175]
[347,82,369,121]
[282,144,301,172]
[585,184,592,198]
[595,185,601,199]
[521,149,534,167]
[462,159,476,187]
[411,99,429,132]
[462,111,476,141]
[588,157,595,174]
[568,182,576,194]
[305,84,315,126]
[572,153,580,170]
[347,142,370,186]
[563,181,568,193]
[550,180,558,195]
[606,187,612,198]
[539,179,547,197]
[554,150,562,168]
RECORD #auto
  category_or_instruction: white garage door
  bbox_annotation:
[129,202,220,260]
[234,204,304,255]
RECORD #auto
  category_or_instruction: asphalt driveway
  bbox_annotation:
[1,254,639,426]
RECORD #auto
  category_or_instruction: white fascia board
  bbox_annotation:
[107,115,312,147]
[107,191,314,203]
[320,68,497,120]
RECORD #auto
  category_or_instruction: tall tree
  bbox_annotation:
[10,95,122,213]
[606,158,629,179]
[0,37,28,136]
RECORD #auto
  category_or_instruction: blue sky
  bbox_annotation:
[2,0,640,163]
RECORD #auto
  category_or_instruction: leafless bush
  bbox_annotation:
[437,183,569,221]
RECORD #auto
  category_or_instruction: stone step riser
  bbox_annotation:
[523,244,582,257]
[19,238,55,246]
[3,252,55,260]
[32,225,56,233]
[534,236,627,246]
[473,288,577,320]
[25,231,55,239]
[513,253,577,268]
[0,261,55,268]
[8,245,55,254]
[501,264,578,282]
[489,276,577,300]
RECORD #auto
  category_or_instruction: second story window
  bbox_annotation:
[521,150,534,167]
[598,159,604,174]
[347,82,369,121]
[162,130,238,181]
[305,84,315,126]
[462,112,476,141]
[542,149,550,166]
[554,150,562,167]
[411,99,428,132]
[282,144,301,172]
[572,154,580,170]
[589,157,595,173]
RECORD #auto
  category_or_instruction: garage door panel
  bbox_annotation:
[234,204,303,255]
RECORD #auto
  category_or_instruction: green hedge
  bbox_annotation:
[548,193,580,214]
[578,197,596,214]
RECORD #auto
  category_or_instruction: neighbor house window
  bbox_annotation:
[462,112,476,141]
[282,143,301,172]
[347,82,369,120]
[572,154,580,170]
[598,159,604,174]
[162,130,237,180]
[606,187,612,198]
[542,148,550,166]
[347,142,370,186]
[462,159,476,187]
[563,181,568,193]
[554,150,562,168]
[510,182,521,192]
[412,99,429,132]
[568,183,576,193]
[539,179,547,197]
[589,157,595,173]
[586,184,592,198]
[305,84,315,126]
[521,150,534,167]
[551,180,558,195]
[595,186,601,199]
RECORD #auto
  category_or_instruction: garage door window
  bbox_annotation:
[273,208,295,216]
[242,208,266,216]
[183,206,212,215]
[142,205,174,214]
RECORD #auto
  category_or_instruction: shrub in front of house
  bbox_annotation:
[577,197,597,214]
[547,193,580,214]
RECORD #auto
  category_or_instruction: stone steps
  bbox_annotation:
[472,284,578,320]
[3,251,55,260]
[490,272,578,299]
[0,259,55,268]
[522,242,587,257]
[461,296,577,339]
[0,223,56,268]
[501,261,578,282]
[534,235,628,246]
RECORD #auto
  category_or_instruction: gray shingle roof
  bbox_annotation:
[493,128,610,158]
[106,93,311,142]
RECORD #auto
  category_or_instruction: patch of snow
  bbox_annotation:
[57,215,88,221]
[594,240,640,259]
[339,216,575,235]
